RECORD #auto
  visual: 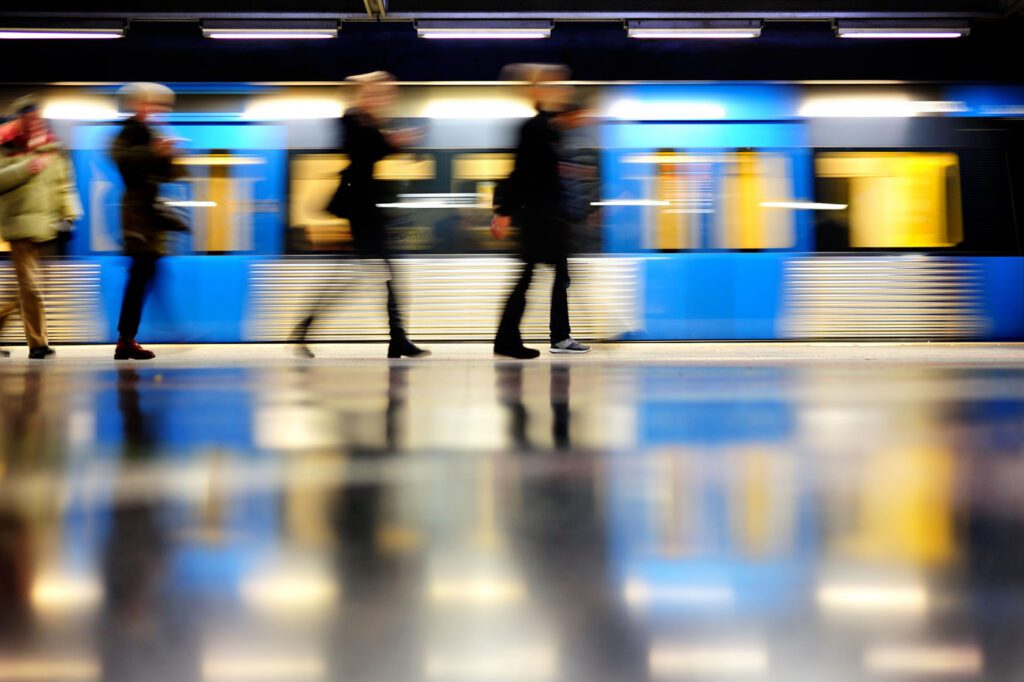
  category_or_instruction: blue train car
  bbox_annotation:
[1,81,1021,346]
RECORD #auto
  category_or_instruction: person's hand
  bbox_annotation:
[390,127,423,147]
[491,214,511,240]
[153,137,176,156]
[27,155,52,175]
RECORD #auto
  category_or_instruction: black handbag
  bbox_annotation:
[325,171,353,219]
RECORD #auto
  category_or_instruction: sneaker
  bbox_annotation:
[114,339,156,361]
[494,344,541,360]
[28,346,56,360]
[550,338,591,354]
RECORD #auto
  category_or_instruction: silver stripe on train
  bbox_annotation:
[0,262,102,344]
[782,256,985,339]
[246,257,642,342]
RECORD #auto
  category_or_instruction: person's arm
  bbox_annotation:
[111,127,168,181]
[56,153,83,222]
[0,156,34,194]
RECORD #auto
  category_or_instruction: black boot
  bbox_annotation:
[387,335,431,359]
[29,346,56,360]
[494,342,540,360]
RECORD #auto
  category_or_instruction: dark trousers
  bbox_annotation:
[117,254,159,341]
[495,258,571,347]
[301,256,406,341]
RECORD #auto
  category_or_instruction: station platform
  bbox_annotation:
[1,342,1023,681]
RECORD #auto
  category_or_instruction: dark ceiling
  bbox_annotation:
[0,2,1021,83]
[0,0,1020,19]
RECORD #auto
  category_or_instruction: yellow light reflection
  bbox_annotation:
[30,573,101,613]
[864,644,983,675]
[0,659,98,681]
[202,656,326,681]
[649,644,769,677]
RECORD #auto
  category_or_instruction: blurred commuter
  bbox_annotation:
[111,83,188,361]
[491,64,591,359]
[0,95,81,359]
[555,101,602,253]
[293,71,429,359]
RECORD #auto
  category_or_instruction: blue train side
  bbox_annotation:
[3,82,1021,344]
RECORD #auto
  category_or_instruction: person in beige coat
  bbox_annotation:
[0,95,81,359]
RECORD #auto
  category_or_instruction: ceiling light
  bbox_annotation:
[627,20,762,40]
[416,20,552,40]
[202,20,338,40]
[0,21,124,40]
[835,21,969,39]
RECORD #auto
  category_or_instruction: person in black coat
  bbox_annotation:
[293,71,429,360]
[110,82,188,361]
[491,65,591,359]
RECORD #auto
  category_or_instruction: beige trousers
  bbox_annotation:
[0,240,49,349]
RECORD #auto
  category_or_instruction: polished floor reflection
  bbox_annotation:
[1,353,1023,681]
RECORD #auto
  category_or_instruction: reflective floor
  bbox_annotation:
[1,345,1023,682]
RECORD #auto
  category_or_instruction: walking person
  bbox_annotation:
[0,95,81,359]
[110,82,188,361]
[293,71,429,359]
[491,65,590,359]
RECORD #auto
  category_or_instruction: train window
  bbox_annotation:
[287,153,437,253]
[169,151,269,253]
[616,150,796,251]
[815,152,963,249]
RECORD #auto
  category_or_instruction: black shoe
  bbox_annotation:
[29,346,55,360]
[294,344,316,359]
[494,344,541,360]
[550,338,591,354]
[0,348,9,358]
[387,339,431,359]
[113,339,155,361]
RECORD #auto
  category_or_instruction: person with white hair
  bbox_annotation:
[293,71,429,359]
[109,82,187,361]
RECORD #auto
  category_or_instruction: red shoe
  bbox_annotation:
[114,339,156,361]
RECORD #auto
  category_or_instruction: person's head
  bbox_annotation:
[118,82,175,122]
[347,71,397,116]
[502,63,572,113]
[8,94,44,135]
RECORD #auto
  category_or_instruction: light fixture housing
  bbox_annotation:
[415,20,552,40]
[201,20,339,40]
[0,20,125,40]
[835,20,970,39]
[627,20,763,40]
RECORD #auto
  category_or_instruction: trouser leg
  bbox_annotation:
[549,257,571,345]
[9,240,48,349]
[117,254,159,341]
[383,257,405,341]
[495,261,535,347]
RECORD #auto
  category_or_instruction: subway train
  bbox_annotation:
[1,81,1022,345]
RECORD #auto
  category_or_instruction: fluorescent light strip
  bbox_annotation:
[629,30,759,39]
[839,31,965,39]
[592,199,671,207]
[204,30,336,40]
[164,201,218,208]
[0,30,122,40]
[418,30,550,39]
[762,201,847,210]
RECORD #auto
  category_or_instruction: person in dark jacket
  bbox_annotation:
[293,71,429,359]
[491,65,591,359]
[110,82,187,361]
